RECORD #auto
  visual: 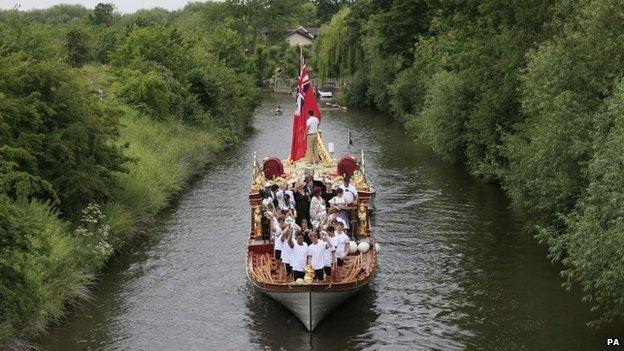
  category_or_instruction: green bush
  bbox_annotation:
[342,70,372,107]
[114,67,177,121]
[110,106,221,222]
[505,0,624,216]
[0,53,127,219]
[412,70,470,163]
[540,79,624,326]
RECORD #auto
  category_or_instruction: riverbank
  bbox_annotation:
[315,1,624,325]
[0,70,241,349]
[1,4,269,344]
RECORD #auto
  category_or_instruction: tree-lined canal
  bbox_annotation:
[40,94,620,350]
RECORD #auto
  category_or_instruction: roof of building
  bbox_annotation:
[285,26,318,40]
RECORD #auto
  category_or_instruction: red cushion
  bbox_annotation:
[337,155,358,177]
[263,157,284,179]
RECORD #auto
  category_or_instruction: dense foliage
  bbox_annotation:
[315,0,624,325]
[0,0,322,345]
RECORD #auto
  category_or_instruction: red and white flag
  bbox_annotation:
[289,52,321,161]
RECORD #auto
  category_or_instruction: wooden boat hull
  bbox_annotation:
[246,245,377,331]
[255,283,368,331]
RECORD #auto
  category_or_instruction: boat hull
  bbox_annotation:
[246,248,377,331]
[262,286,365,331]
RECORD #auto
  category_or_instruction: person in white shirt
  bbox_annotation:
[273,216,285,261]
[329,188,351,230]
[321,227,336,281]
[327,208,348,230]
[309,187,327,228]
[339,177,358,205]
[306,110,320,133]
[333,223,350,267]
[288,231,309,280]
[280,225,293,277]
[308,231,328,282]
[305,110,320,161]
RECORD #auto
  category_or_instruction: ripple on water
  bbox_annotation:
[38,95,624,351]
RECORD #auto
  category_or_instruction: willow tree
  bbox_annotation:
[314,7,362,80]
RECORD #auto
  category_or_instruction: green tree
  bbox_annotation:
[65,25,91,67]
[201,25,249,71]
[412,70,471,163]
[505,0,624,216]
[90,3,114,27]
[111,25,191,79]
[315,0,353,24]
[549,79,624,326]
[0,53,127,218]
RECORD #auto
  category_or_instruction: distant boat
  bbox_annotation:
[318,90,333,98]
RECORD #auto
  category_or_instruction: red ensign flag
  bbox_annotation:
[289,52,321,161]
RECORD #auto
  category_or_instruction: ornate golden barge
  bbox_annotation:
[246,134,378,331]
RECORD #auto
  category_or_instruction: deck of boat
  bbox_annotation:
[246,242,376,292]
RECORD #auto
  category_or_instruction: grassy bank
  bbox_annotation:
[1,94,227,350]
[1,4,266,344]
[105,106,223,240]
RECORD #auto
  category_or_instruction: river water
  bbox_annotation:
[40,94,621,350]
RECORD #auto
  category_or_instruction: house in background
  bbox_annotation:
[284,26,319,46]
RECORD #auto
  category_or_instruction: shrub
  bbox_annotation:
[412,70,470,163]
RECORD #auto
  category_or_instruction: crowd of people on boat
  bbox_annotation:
[260,176,359,282]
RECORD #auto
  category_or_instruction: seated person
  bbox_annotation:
[329,189,351,230]
[327,207,348,229]
[328,188,347,209]
[339,176,358,205]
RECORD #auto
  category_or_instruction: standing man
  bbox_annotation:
[280,225,293,278]
[307,231,327,282]
[321,227,336,281]
[333,223,350,268]
[288,231,310,281]
[305,110,320,161]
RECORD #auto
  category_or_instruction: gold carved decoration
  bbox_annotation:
[358,203,368,236]
[304,264,315,283]
[253,205,263,237]
[351,169,368,191]
[250,152,267,193]
[315,131,335,167]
